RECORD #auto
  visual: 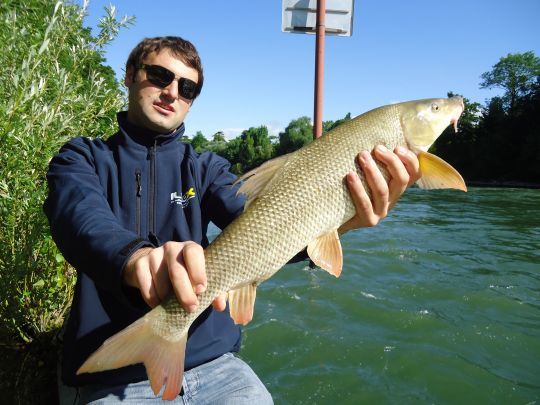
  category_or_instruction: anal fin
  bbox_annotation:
[307,230,343,277]
[228,283,257,325]
[417,151,467,191]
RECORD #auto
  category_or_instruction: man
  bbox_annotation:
[45,36,420,403]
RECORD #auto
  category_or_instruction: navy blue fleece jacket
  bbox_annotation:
[44,113,246,387]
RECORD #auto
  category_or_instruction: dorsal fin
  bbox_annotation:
[234,153,291,208]
[416,151,467,191]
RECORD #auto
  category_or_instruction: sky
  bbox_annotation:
[77,0,540,139]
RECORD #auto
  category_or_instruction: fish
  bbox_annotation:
[77,96,467,400]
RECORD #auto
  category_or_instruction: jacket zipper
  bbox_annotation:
[135,170,142,236]
[149,141,157,236]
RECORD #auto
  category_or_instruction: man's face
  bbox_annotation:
[125,50,199,133]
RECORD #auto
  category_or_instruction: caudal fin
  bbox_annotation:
[77,316,187,400]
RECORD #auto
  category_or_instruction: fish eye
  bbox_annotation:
[431,103,440,112]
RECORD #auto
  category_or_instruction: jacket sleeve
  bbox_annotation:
[198,152,246,230]
[43,137,152,300]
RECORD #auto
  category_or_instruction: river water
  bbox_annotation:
[212,187,540,404]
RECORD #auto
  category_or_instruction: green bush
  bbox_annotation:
[0,0,133,343]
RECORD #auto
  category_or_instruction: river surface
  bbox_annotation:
[210,187,540,404]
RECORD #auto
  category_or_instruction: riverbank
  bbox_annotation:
[466,180,540,189]
[0,330,60,404]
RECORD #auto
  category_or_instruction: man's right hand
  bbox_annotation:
[123,241,226,312]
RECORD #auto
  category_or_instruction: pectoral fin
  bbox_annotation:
[307,230,343,277]
[417,151,467,192]
[228,283,257,325]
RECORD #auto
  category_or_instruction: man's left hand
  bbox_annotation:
[339,145,420,233]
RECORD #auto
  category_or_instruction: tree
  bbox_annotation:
[277,116,313,155]
[0,0,133,344]
[212,131,226,142]
[323,112,352,134]
[431,92,482,179]
[221,137,243,174]
[0,0,133,401]
[191,131,208,152]
[238,126,274,171]
[480,51,540,112]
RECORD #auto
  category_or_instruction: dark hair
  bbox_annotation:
[126,36,204,99]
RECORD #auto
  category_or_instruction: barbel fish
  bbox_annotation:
[78,96,467,400]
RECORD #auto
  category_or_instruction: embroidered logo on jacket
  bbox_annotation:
[170,187,196,208]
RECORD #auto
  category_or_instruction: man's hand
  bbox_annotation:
[124,145,419,310]
[339,145,420,233]
[124,241,226,312]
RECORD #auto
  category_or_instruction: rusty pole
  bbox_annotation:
[313,0,325,139]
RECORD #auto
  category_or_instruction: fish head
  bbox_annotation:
[397,96,464,152]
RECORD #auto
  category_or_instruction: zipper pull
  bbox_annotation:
[136,171,142,196]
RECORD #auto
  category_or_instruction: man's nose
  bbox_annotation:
[162,80,179,100]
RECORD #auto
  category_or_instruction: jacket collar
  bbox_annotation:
[116,111,186,148]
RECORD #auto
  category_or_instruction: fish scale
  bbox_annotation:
[153,104,408,340]
[77,97,466,400]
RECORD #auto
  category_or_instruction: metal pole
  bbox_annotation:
[313,0,325,139]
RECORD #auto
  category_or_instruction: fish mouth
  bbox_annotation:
[450,97,464,132]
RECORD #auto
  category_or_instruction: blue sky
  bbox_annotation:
[78,0,540,139]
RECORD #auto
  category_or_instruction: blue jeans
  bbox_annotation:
[60,353,273,404]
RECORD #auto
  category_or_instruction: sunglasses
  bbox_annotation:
[138,64,198,100]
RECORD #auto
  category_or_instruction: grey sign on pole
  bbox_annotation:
[282,0,354,37]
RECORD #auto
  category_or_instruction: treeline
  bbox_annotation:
[184,114,352,174]
[434,52,540,185]
[185,52,540,185]
[434,89,540,185]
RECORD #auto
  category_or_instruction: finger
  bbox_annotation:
[148,247,170,302]
[358,150,389,218]
[123,247,153,288]
[345,169,378,228]
[134,259,160,308]
[373,145,409,206]
[165,243,200,312]
[395,146,421,185]
[212,293,227,312]
[182,242,207,294]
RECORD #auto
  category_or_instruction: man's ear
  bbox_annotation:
[125,66,135,87]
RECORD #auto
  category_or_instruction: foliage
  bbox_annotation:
[190,113,352,174]
[0,0,133,343]
[191,58,539,187]
[212,131,226,143]
[191,130,209,152]
[434,68,540,184]
[277,116,314,156]
[430,92,482,176]
[480,51,540,112]
[238,126,275,171]
[323,112,352,133]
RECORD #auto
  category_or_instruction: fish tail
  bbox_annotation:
[77,315,187,400]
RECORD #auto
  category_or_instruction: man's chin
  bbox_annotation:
[147,116,182,134]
